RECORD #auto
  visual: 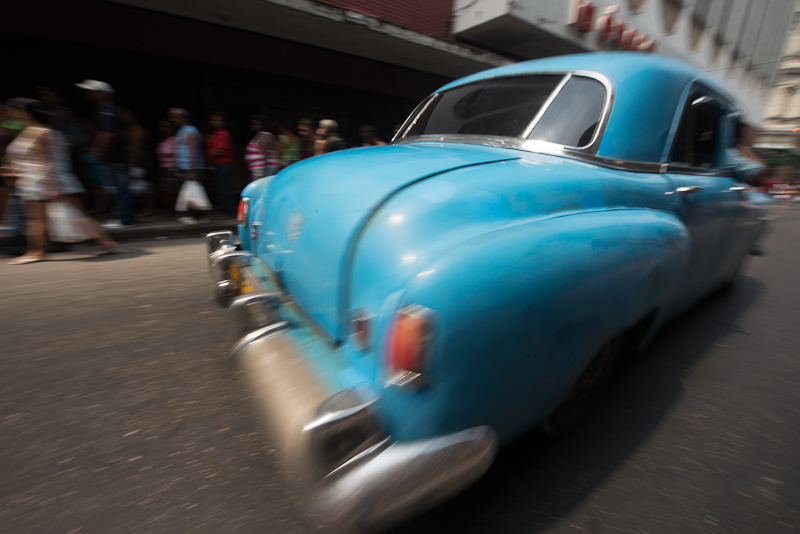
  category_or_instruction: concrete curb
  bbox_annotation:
[0,219,238,252]
[102,220,238,242]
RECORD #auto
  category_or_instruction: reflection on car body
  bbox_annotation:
[206,52,770,532]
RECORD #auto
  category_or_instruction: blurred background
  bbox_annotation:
[3,0,800,188]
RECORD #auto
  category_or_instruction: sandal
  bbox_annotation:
[8,257,45,265]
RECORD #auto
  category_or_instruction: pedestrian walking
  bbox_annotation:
[75,79,135,229]
[3,99,56,263]
[205,112,235,217]
[75,116,106,215]
[359,125,386,147]
[276,119,301,168]
[245,115,278,181]
[169,108,211,224]
[120,108,154,217]
[314,119,348,156]
[156,118,179,215]
[3,99,119,264]
[0,100,27,228]
[297,117,317,160]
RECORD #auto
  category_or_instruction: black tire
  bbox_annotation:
[540,337,622,439]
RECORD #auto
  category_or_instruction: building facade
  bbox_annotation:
[453,0,797,122]
[756,2,800,181]
[4,0,797,189]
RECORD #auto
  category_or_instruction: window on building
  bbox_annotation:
[690,0,713,50]
[628,0,649,13]
[662,0,685,33]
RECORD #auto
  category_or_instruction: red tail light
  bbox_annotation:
[386,306,433,386]
[237,198,250,226]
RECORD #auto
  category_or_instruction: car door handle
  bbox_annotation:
[729,186,748,192]
[666,186,704,195]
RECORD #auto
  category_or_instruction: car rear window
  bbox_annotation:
[527,76,607,148]
[401,74,607,148]
[403,75,564,138]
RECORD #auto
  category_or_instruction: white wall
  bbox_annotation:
[452,0,799,123]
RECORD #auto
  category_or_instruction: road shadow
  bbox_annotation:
[77,247,156,262]
[31,246,157,263]
[387,273,765,533]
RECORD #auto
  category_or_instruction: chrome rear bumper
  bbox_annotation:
[206,231,497,532]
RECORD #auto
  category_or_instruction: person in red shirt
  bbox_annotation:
[206,112,235,217]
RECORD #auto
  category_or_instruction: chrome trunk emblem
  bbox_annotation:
[286,211,305,240]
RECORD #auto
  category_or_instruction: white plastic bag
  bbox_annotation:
[175,180,212,211]
[128,167,153,196]
[46,201,92,243]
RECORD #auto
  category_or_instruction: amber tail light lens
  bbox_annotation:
[387,306,433,384]
[237,198,250,226]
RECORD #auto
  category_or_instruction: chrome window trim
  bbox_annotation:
[393,96,437,144]
[393,70,732,177]
[394,69,615,156]
[521,73,572,138]
[662,79,735,170]
[393,136,730,177]
[569,70,615,154]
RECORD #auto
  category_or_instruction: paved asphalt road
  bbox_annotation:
[1,208,799,534]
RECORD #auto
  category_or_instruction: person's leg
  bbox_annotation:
[0,184,9,225]
[214,163,235,217]
[81,152,106,215]
[62,195,118,250]
[97,163,117,223]
[138,187,156,218]
[12,200,48,261]
[110,163,135,226]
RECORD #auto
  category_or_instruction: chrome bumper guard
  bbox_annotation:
[205,232,497,532]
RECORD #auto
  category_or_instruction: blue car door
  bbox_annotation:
[664,89,741,301]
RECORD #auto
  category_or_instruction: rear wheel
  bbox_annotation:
[540,337,621,438]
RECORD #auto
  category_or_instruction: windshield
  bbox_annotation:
[399,73,608,149]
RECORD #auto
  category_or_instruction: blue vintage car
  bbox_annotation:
[206,52,769,532]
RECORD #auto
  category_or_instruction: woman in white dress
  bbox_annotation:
[3,99,57,263]
[3,100,117,264]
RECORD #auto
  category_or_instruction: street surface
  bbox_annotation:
[2,208,799,533]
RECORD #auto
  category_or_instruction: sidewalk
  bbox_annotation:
[0,215,237,254]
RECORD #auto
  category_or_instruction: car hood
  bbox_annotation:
[252,143,520,340]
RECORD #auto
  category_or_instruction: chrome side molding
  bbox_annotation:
[665,185,704,195]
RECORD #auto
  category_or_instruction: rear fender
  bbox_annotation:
[381,209,690,445]
[237,177,273,253]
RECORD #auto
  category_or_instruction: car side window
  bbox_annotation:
[670,91,726,169]
[527,76,606,148]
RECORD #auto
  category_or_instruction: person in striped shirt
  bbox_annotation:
[245,115,278,182]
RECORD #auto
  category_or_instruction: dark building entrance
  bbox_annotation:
[3,0,454,188]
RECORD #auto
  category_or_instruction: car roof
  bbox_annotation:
[436,52,734,164]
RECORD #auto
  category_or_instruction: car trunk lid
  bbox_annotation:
[255,143,519,341]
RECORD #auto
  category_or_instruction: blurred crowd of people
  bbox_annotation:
[0,78,396,263]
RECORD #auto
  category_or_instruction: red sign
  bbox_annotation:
[576,3,596,32]
[573,3,657,53]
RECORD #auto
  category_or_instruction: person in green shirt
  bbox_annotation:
[0,100,28,227]
[276,119,302,168]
